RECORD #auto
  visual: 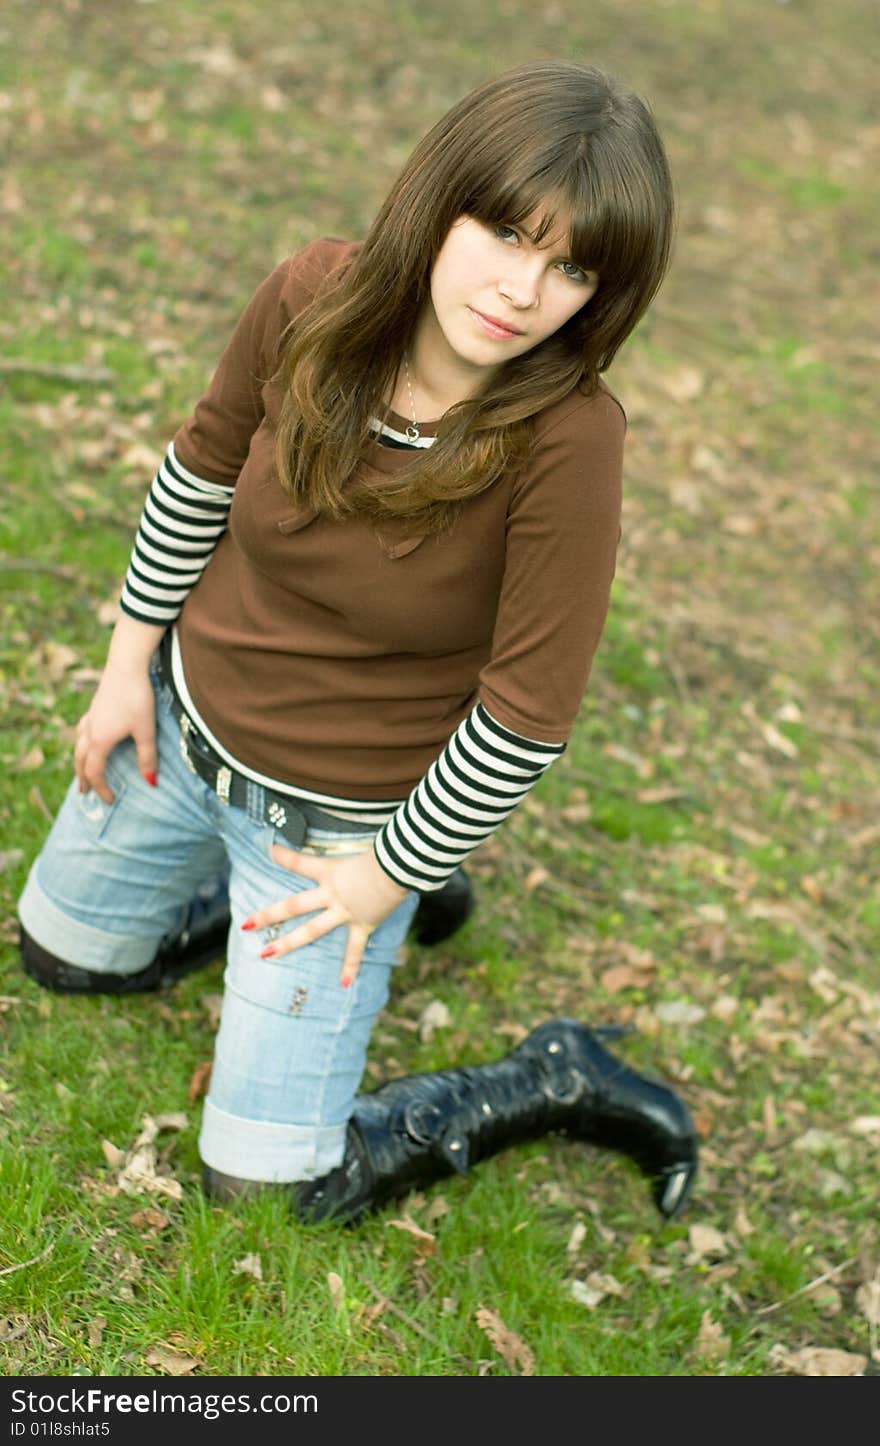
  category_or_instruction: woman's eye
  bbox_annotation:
[493,224,518,243]
[559,261,587,282]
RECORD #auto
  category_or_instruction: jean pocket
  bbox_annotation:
[75,760,128,841]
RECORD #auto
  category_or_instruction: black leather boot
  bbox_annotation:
[20,880,231,994]
[409,867,475,946]
[205,1020,698,1223]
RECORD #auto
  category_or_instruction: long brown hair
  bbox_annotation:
[275,61,675,535]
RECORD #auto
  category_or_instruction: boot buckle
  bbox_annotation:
[402,1099,444,1146]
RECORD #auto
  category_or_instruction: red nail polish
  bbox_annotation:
[341,978,352,989]
[260,946,277,959]
[145,772,158,787]
[241,920,256,931]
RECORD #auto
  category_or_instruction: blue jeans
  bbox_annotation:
[17,671,421,1183]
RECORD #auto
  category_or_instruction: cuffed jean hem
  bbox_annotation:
[18,865,161,974]
[198,1096,347,1183]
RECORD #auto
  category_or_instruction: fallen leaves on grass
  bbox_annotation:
[144,1343,201,1376]
[693,1310,731,1364]
[524,865,549,891]
[600,946,658,994]
[569,1271,625,1309]
[100,1113,188,1201]
[327,1272,345,1311]
[566,1219,587,1255]
[129,1206,171,1235]
[417,999,450,1043]
[233,1253,263,1282]
[686,1224,729,1263]
[15,746,44,773]
[768,1344,867,1377]
[386,1216,437,1257]
[475,1305,535,1376]
[187,1060,212,1103]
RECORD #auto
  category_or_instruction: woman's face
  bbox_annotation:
[420,209,599,387]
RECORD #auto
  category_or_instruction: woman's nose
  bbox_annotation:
[498,261,541,310]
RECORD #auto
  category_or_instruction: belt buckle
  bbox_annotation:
[216,767,232,805]
[179,714,197,775]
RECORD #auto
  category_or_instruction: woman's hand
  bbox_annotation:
[242,844,410,988]
[74,615,166,802]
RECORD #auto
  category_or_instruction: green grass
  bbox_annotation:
[1,0,878,1382]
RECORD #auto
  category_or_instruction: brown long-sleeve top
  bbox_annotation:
[121,237,625,889]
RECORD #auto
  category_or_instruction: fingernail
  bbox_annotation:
[341,977,352,989]
[260,946,277,959]
[241,920,256,931]
[145,772,158,787]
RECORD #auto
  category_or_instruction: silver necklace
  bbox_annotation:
[402,354,420,442]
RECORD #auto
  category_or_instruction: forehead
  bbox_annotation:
[517,205,574,252]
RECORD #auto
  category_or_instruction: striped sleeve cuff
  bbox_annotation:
[120,442,235,624]
[373,702,566,892]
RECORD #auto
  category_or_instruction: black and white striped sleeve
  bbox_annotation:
[373,702,566,892]
[120,442,235,625]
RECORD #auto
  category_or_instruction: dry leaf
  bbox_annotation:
[120,442,162,474]
[144,1344,200,1376]
[855,1278,880,1326]
[655,1000,706,1026]
[769,1344,867,1377]
[475,1304,535,1376]
[233,1253,263,1282]
[200,993,224,1028]
[694,1310,731,1362]
[102,1115,186,1201]
[810,1284,842,1317]
[722,513,762,536]
[566,1220,587,1255]
[16,746,44,773]
[600,956,657,993]
[129,1206,171,1234]
[43,642,78,681]
[734,1206,755,1238]
[687,1224,728,1262]
[386,1216,437,1255]
[524,866,549,891]
[636,786,686,804]
[152,1112,187,1132]
[570,1279,605,1309]
[850,1116,880,1136]
[417,999,450,1043]
[87,1317,106,1349]
[187,1061,212,1103]
[101,1140,125,1169]
[327,1272,345,1311]
[586,1270,624,1298]
[761,722,799,758]
[360,1296,388,1331]
[659,364,704,402]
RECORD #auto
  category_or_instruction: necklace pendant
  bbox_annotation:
[405,424,420,442]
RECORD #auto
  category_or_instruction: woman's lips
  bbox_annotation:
[468,307,522,340]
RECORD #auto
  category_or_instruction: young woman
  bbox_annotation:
[18,61,698,1222]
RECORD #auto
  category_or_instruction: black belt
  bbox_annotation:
[156,633,376,848]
